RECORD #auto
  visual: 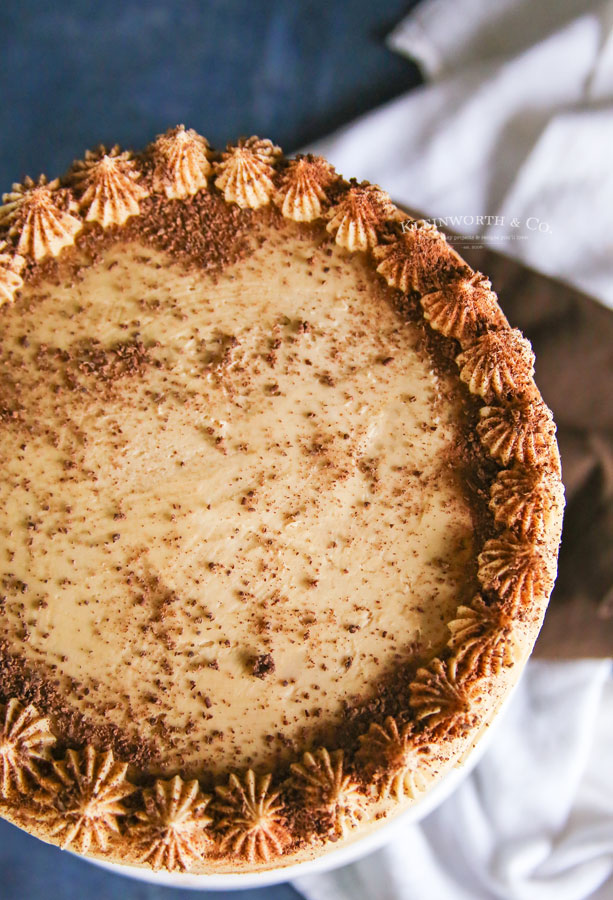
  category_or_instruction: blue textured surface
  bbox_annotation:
[0,2,422,897]
[0,0,420,186]
[0,818,303,898]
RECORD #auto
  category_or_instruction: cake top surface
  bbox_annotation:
[0,127,564,875]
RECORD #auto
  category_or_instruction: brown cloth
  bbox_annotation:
[458,244,613,659]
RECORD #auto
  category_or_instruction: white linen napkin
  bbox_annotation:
[303,0,613,309]
[293,2,613,897]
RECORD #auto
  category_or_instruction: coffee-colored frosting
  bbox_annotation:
[0,129,564,876]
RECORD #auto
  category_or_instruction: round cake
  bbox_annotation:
[0,128,564,875]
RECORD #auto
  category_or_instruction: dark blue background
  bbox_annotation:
[0,1,422,898]
[0,0,421,186]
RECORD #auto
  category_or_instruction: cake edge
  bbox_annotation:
[0,126,565,875]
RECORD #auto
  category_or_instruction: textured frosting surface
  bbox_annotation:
[0,221,475,775]
[0,129,564,876]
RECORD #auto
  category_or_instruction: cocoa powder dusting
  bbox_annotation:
[0,641,156,771]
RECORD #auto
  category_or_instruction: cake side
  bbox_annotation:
[0,127,564,874]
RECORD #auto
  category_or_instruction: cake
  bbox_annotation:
[0,128,564,874]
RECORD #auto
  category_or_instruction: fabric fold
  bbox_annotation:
[302,0,613,307]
